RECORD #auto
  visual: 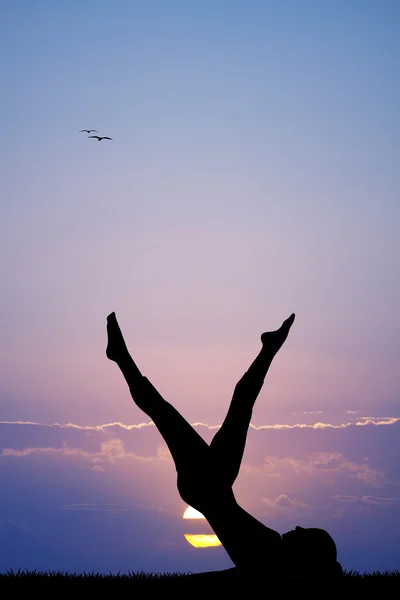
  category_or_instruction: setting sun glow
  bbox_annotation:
[183,506,205,519]
[183,506,221,548]
[184,534,222,548]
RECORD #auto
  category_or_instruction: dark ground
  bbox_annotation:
[1,570,399,595]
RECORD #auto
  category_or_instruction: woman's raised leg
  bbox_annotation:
[209,314,295,486]
[106,312,209,474]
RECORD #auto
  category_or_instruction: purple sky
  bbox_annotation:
[1,416,400,574]
[1,0,399,575]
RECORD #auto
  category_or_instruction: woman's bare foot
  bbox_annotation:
[106,312,130,363]
[261,313,295,356]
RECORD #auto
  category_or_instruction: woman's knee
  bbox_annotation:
[177,470,233,513]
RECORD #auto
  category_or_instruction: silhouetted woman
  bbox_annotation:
[106,311,342,579]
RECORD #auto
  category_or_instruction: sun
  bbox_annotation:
[184,534,222,548]
[182,505,222,548]
[183,506,205,519]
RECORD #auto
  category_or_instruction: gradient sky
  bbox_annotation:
[1,0,399,575]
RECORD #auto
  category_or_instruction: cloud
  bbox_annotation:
[249,416,400,430]
[333,495,359,503]
[334,494,400,506]
[360,495,400,505]
[1,414,398,435]
[261,494,309,515]
[242,452,385,485]
[58,503,136,512]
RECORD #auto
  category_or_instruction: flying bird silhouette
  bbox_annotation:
[88,136,113,141]
[79,129,98,133]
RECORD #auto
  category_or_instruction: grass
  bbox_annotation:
[1,569,399,594]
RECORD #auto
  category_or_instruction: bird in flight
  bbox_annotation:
[79,129,98,133]
[88,135,113,141]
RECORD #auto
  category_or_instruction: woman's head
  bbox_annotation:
[282,526,342,578]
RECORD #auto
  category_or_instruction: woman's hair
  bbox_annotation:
[284,527,343,579]
[306,528,338,561]
[301,529,343,579]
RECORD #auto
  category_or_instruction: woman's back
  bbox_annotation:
[202,495,284,573]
